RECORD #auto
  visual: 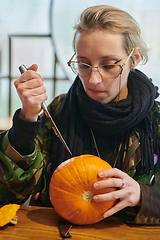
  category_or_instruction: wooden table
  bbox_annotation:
[0,205,160,240]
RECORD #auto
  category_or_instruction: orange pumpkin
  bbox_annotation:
[49,154,116,225]
[0,204,20,227]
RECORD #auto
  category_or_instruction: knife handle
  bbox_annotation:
[18,64,73,156]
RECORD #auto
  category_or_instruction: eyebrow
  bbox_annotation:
[101,55,120,59]
[114,59,122,64]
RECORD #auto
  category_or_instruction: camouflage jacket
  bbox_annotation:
[0,94,160,225]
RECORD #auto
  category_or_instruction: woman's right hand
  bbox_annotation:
[14,64,48,122]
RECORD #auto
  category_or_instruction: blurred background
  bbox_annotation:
[0,0,160,130]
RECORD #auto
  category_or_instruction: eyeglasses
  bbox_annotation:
[67,48,135,79]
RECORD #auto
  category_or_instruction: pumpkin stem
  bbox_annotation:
[82,190,94,203]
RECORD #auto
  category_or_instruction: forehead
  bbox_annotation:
[74,30,126,56]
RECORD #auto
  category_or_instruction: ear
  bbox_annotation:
[131,47,141,68]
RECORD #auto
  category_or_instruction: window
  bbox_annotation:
[0,0,160,129]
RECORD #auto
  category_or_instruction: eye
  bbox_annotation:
[79,63,90,69]
[101,64,114,70]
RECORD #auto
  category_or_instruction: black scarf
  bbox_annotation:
[50,69,160,175]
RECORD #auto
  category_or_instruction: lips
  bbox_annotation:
[88,88,106,101]
[86,87,108,103]
[89,88,105,94]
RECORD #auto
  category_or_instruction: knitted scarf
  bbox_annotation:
[50,69,160,175]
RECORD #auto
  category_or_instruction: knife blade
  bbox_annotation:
[58,220,72,238]
[19,64,72,156]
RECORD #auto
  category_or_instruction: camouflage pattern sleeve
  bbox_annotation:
[0,94,66,205]
[0,130,43,204]
[123,101,160,225]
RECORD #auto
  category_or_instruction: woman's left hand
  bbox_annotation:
[93,168,141,218]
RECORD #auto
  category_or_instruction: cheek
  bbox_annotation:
[103,78,118,90]
[79,76,89,88]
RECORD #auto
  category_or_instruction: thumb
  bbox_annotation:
[27,64,38,72]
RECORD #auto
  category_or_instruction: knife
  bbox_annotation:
[19,64,73,156]
[58,220,72,238]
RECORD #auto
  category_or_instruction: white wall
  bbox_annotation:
[0,0,160,118]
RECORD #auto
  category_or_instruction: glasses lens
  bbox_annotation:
[99,65,122,78]
[69,61,122,78]
[70,62,91,77]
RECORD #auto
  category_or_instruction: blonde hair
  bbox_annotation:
[73,5,148,64]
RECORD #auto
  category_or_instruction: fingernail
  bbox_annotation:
[98,171,104,177]
[93,182,99,189]
[93,195,98,201]
[103,212,109,218]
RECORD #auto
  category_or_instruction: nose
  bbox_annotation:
[89,68,102,85]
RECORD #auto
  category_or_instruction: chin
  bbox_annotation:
[88,94,109,104]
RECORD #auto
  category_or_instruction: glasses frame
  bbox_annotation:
[67,48,135,78]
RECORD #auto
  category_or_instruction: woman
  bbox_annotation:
[0,5,160,224]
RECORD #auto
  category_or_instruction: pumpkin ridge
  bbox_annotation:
[83,196,90,224]
[81,155,90,188]
[71,157,88,188]
[81,155,95,190]
[51,185,82,197]
[82,190,103,221]
[54,169,82,192]
[88,199,103,220]
[62,163,79,187]
[65,160,85,191]
[64,206,82,223]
